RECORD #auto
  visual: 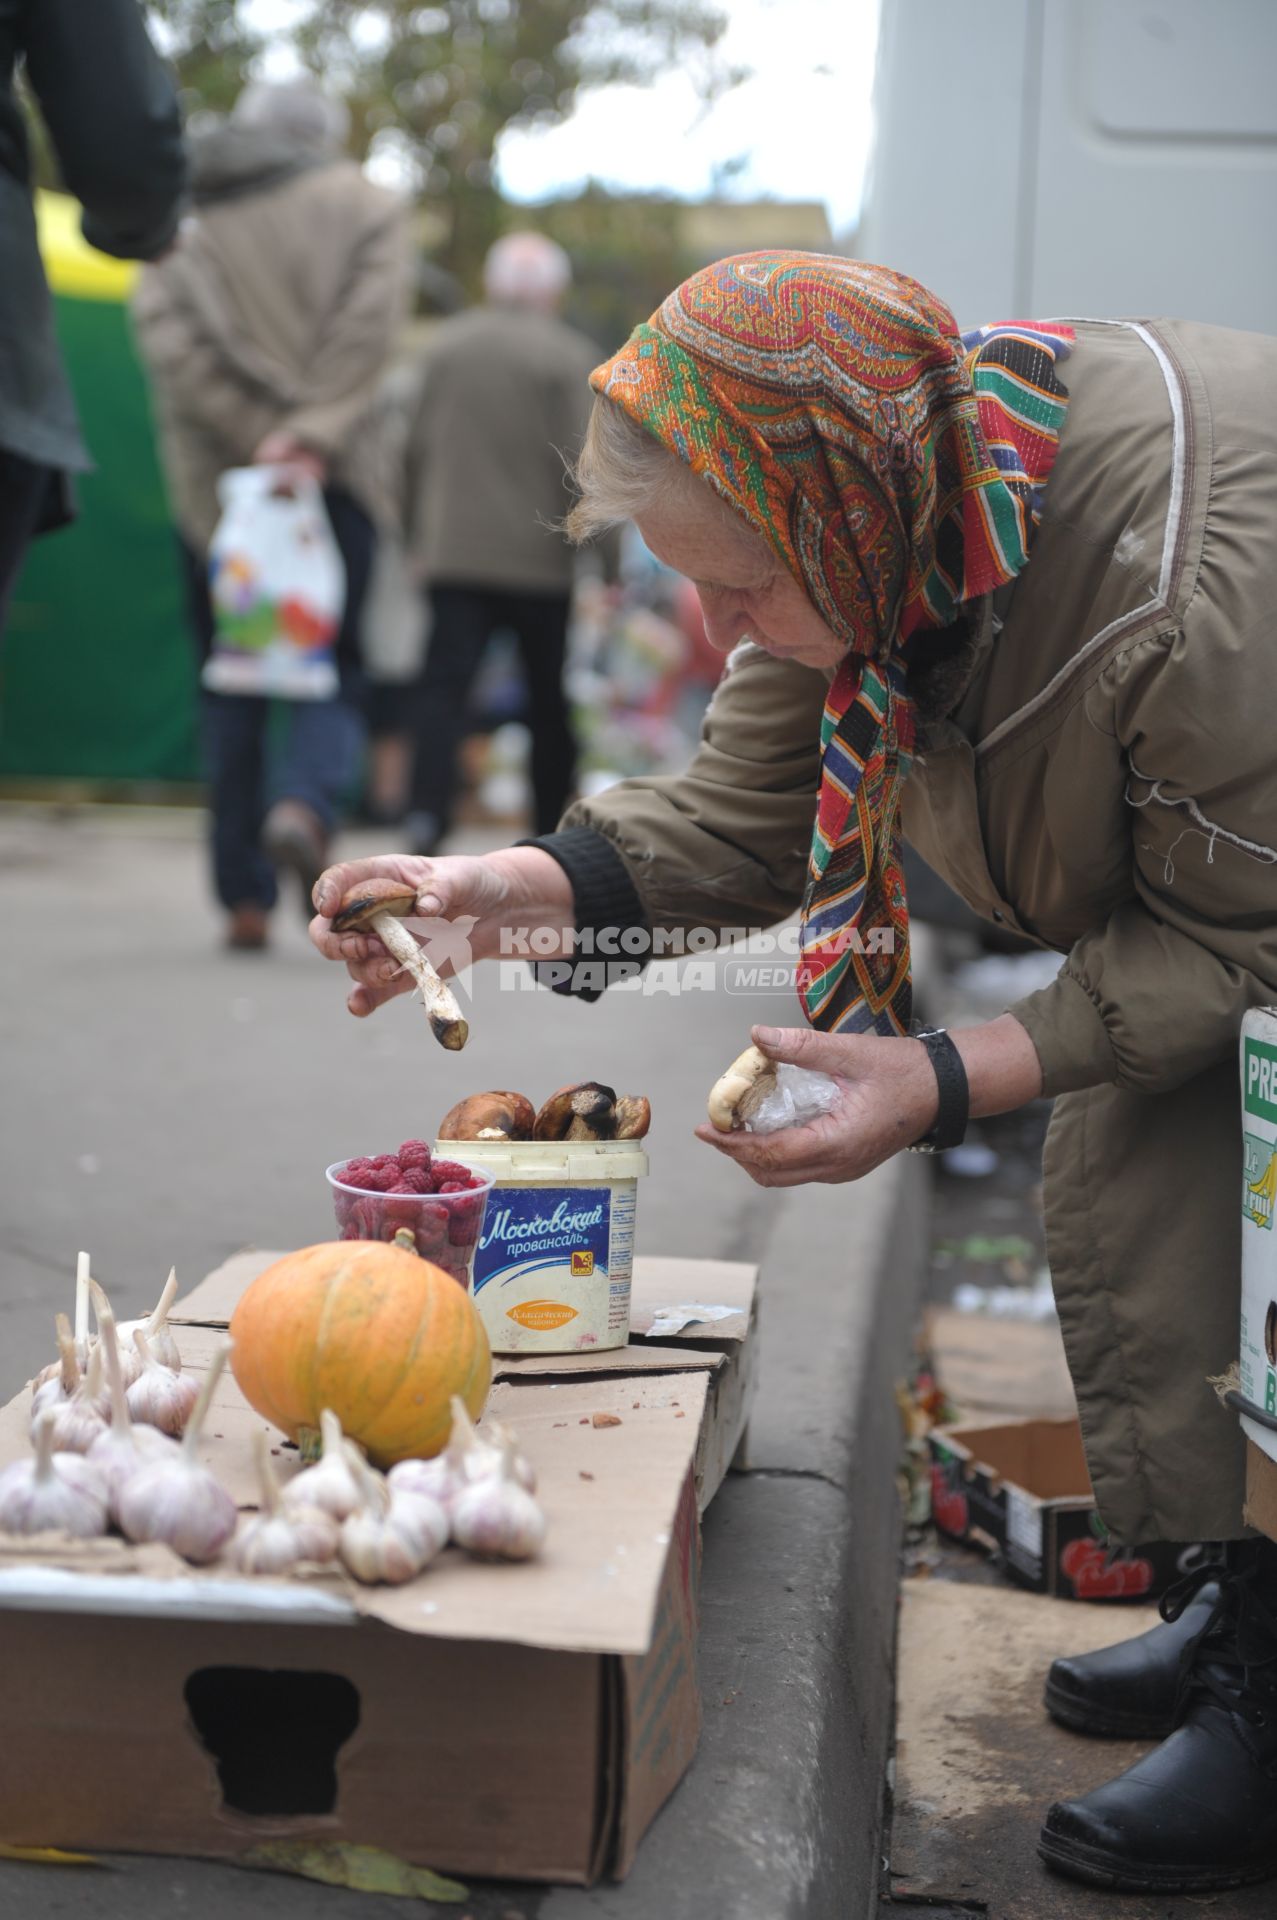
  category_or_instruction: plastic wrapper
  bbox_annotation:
[204,466,344,699]
[744,1064,841,1134]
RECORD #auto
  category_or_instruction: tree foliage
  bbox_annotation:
[147,0,736,283]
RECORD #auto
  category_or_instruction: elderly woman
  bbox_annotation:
[312,253,1277,1894]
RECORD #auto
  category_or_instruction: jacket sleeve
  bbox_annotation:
[280,193,411,457]
[559,641,827,936]
[1010,624,1277,1097]
[22,0,185,261]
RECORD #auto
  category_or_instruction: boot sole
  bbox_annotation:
[1042,1679,1177,1741]
[1038,1828,1277,1893]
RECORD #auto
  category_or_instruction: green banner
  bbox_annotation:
[1,290,199,783]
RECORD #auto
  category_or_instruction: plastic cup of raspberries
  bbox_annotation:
[326,1141,495,1289]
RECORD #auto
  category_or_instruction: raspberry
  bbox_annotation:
[342,1157,375,1181]
[437,1180,467,1193]
[414,1202,449,1257]
[387,1181,419,1194]
[396,1166,430,1194]
[429,1158,471,1187]
[398,1139,432,1167]
[447,1195,483,1247]
[359,1166,397,1192]
[372,1153,400,1170]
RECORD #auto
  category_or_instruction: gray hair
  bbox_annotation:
[233,80,350,155]
[483,231,572,309]
[566,394,757,551]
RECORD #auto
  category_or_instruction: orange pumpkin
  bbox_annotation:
[229,1238,491,1467]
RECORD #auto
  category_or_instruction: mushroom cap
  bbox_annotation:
[438,1091,536,1141]
[614,1094,651,1140]
[331,879,419,934]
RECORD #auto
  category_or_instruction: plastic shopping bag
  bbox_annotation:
[203,466,345,699]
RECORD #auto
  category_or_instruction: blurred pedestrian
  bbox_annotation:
[0,0,184,633]
[401,230,608,855]
[131,79,408,948]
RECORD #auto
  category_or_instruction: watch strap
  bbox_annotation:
[909,1027,969,1153]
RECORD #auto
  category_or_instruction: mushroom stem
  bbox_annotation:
[370,910,469,1051]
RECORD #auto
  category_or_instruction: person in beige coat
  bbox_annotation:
[399,231,607,854]
[132,80,408,946]
[309,254,1277,1895]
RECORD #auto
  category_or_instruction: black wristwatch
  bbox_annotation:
[907,1026,970,1154]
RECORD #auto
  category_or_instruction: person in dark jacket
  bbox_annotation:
[0,0,185,631]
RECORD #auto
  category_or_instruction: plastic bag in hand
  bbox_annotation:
[204,466,344,700]
[744,1064,841,1134]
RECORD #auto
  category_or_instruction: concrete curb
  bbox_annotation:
[544,1150,929,1920]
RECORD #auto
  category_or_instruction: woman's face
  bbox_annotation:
[636,496,847,672]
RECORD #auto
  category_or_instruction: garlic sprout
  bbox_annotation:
[279,1408,363,1521]
[112,1268,182,1375]
[126,1328,197,1437]
[0,1409,108,1538]
[339,1448,448,1585]
[28,1253,94,1395]
[451,1437,546,1562]
[231,1431,339,1575]
[86,1309,179,1517]
[118,1340,238,1563]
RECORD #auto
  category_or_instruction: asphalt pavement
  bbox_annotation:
[0,805,924,1920]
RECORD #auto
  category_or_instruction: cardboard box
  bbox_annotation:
[0,1252,757,1883]
[928,1419,1193,1601]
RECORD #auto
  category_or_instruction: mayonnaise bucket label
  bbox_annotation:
[1240,1009,1277,1462]
[435,1140,647,1355]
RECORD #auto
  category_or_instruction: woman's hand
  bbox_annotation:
[309,847,575,1018]
[694,1015,1043,1187]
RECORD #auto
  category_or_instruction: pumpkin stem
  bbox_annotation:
[296,1423,322,1464]
[392,1227,417,1256]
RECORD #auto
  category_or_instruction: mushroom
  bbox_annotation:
[438,1091,536,1141]
[533,1082,617,1141]
[707,1045,776,1132]
[614,1095,651,1140]
[331,880,468,1051]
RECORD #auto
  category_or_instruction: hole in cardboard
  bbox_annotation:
[185,1668,360,1816]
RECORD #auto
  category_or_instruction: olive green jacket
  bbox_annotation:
[562,316,1277,1545]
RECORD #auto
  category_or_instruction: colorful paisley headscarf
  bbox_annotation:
[590,251,1073,1036]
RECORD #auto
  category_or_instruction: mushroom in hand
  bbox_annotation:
[331,880,468,1051]
[707,1045,776,1132]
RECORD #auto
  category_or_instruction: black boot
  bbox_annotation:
[1044,1575,1221,1737]
[1039,1542,1277,1893]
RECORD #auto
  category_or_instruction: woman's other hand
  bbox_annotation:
[695,1015,1043,1186]
[309,847,575,1018]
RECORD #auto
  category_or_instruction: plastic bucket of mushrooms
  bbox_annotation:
[432,1084,650,1356]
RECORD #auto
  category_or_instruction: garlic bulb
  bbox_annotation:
[126,1328,198,1436]
[0,1410,108,1538]
[44,1339,110,1455]
[451,1439,546,1562]
[30,1312,80,1420]
[446,1396,537,1495]
[117,1341,238,1563]
[31,1316,109,1453]
[339,1450,448,1585]
[280,1408,364,1521]
[86,1309,179,1516]
[231,1431,339,1575]
[386,1452,461,1508]
[112,1268,182,1376]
